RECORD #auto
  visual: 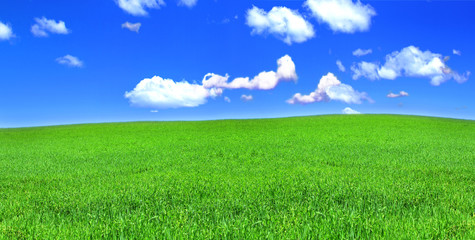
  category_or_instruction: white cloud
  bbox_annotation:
[351,46,470,86]
[387,91,409,98]
[208,88,223,98]
[241,94,253,101]
[202,55,297,90]
[150,110,158,113]
[125,76,223,109]
[342,107,360,114]
[0,21,14,41]
[202,73,230,89]
[116,0,165,16]
[305,0,376,33]
[56,55,83,67]
[336,60,346,72]
[352,48,372,57]
[122,22,141,32]
[224,96,231,103]
[125,55,297,109]
[31,17,70,37]
[246,6,315,45]
[453,49,461,56]
[178,0,197,8]
[351,61,379,80]
[287,72,370,105]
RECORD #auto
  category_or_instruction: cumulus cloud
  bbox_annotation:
[56,55,83,67]
[122,22,141,32]
[116,0,165,16]
[351,46,470,86]
[387,91,409,98]
[336,60,346,72]
[224,96,231,103]
[246,6,315,45]
[125,76,223,109]
[241,95,253,102]
[453,49,461,56]
[178,0,197,8]
[202,55,297,90]
[31,17,70,37]
[305,0,376,33]
[125,55,296,109]
[0,21,14,40]
[342,107,360,114]
[352,48,372,57]
[287,72,370,105]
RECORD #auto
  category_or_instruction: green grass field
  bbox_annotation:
[0,115,474,239]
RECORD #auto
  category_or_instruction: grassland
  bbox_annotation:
[0,114,474,239]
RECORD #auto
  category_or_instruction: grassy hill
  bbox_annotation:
[0,115,474,239]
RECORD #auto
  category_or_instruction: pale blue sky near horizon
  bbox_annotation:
[1,0,474,128]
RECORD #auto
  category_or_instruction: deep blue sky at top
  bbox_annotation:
[0,0,474,127]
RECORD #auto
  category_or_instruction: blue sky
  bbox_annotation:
[0,0,474,128]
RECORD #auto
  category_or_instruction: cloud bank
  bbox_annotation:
[305,0,376,33]
[0,21,14,40]
[246,6,315,45]
[31,17,70,37]
[116,0,165,16]
[287,72,370,105]
[351,46,470,86]
[202,55,297,90]
[126,55,295,109]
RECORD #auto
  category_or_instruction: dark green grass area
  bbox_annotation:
[0,115,474,239]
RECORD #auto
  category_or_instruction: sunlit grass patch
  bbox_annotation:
[0,115,474,238]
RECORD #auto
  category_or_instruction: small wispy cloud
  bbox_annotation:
[224,96,231,103]
[122,22,141,33]
[342,107,361,114]
[453,49,461,56]
[116,0,165,16]
[352,48,372,57]
[0,21,14,40]
[178,0,198,8]
[336,60,346,72]
[387,91,409,98]
[31,17,70,37]
[56,55,83,67]
[241,94,253,102]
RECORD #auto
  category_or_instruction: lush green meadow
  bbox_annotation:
[0,115,474,239]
